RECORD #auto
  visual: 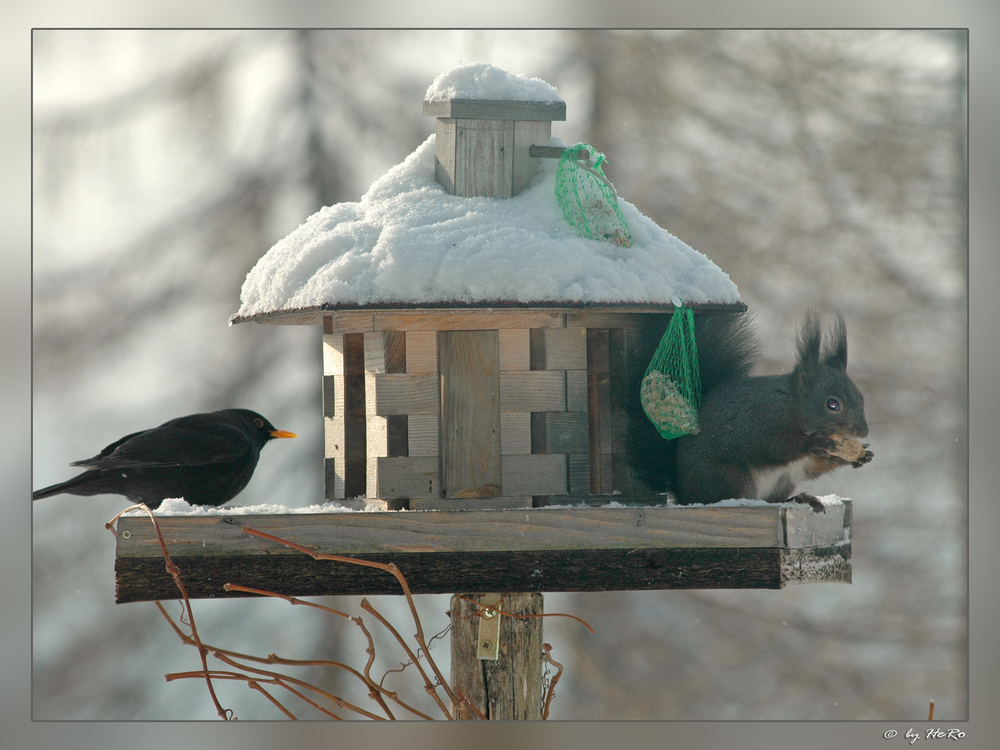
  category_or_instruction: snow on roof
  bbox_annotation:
[234,137,741,318]
[233,65,741,321]
[424,61,563,102]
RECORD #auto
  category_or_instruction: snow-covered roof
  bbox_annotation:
[232,64,741,323]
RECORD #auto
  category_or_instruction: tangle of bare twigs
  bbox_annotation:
[106,511,590,720]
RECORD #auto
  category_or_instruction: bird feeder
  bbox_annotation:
[116,64,852,603]
[113,64,854,719]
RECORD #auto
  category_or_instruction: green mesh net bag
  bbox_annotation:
[641,305,702,440]
[555,143,632,247]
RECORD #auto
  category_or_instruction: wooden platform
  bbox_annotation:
[113,501,851,603]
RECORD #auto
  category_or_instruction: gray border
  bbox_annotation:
[13,5,995,750]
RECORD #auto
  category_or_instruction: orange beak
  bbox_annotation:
[269,429,298,439]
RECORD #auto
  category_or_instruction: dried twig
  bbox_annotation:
[359,598,453,719]
[111,514,574,720]
[218,585,436,720]
[108,505,229,719]
[238,524,461,718]
[541,643,564,720]
[455,593,596,634]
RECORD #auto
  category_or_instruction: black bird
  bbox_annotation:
[32,409,297,509]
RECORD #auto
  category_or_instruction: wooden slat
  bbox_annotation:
[567,454,590,495]
[373,311,562,331]
[374,373,440,415]
[343,333,367,499]
[566,312,646,329]
[322,332,345,375]
[512,120,551,196]
[383,329,408,461]
[609,327,635,491]
[501,454,567,496]
[404,330,438,373]
[499,371,565,412]
[784,505,852,548]
[423,98,567,122]
[236,303,748,328]
[440,331,502,497]
[587,329,613,493]
[386,415,408,458]
[322,376,337,418]
[434,118,457,194]
[321,313,376,334]
[781,545,851,585]
[530,327,588,370]
[117,506,799,557]
[343,332,366,418]
[407,414,439,457]
[323,458,344,501]
[365,332,388,499]
[384,330,406,373]
[116,547,793,599]
[592,454,613,493]
[500,412,531,455]
[565,370,587,412]
[612,453,636,495]
[259,312,327,326]
[322,332,345,420]
[322,334,347,498]
[531,412,589,454]
[324,417,345,460]
[114,503,851,601]
[455,118,514,198]
[498,328,530,371]
[376,456,439,499]
[409,497,533,511]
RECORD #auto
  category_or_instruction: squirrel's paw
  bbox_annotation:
[806,430,839,458]
[788,493,827,514]
[851,445,874,468]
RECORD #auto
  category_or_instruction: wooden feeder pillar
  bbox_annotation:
[422,96,567,198]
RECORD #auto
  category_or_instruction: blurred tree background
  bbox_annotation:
[32,29,966,720]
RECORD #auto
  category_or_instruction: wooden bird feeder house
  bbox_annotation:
[116,64,852,600]
[113,64,852,718]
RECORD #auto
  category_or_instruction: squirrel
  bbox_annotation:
[626,310,872,513]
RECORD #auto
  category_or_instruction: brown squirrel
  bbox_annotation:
[627,310,872,513]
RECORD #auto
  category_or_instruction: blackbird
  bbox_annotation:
[32,409,297,509]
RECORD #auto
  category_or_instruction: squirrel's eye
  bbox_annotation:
[826,398,841,413]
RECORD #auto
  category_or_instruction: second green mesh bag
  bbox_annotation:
[641,306,702,440]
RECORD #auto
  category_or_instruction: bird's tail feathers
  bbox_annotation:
[32,474,101,501]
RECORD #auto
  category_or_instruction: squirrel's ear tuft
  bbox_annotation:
[792,311,822,390]
[795,311,822,367]
[823,313,848,371]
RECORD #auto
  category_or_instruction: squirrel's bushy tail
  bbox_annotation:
[692,310,759,394]
[625,310,760,494]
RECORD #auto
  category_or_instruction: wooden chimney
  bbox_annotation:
[422,97,566,198]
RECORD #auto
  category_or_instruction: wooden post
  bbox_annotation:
[449,592,544,720]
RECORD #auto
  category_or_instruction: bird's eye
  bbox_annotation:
[826,397,841,413]
[254,418,264,427]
